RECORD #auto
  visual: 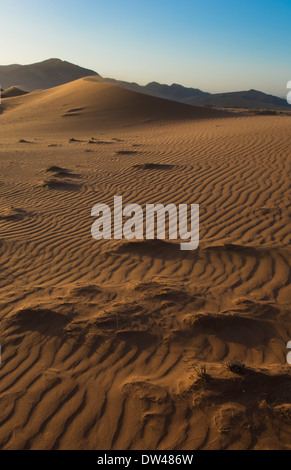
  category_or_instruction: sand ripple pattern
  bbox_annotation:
[0,110,291,449]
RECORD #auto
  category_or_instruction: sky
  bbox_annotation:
[1,0,291,97]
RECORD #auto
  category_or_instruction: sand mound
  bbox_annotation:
[133,163,176,170]
[9,307,70,335]
[0,207,28,222]
[1,87,28,98]
[42,179,81,191]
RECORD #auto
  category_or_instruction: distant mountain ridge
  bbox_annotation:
[0,59,98,92]
[97,77,209,102]
[182,88,288,109]
[100,78,289,110]
[0,58,289,110]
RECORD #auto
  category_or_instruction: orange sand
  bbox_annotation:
[0,78,290,450]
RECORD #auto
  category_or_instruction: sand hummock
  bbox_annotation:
[1,86,28,98]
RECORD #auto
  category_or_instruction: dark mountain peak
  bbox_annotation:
[170,83,189,89]
[0,59,98,92]
[42,58,63,63]
[144,81,208,101]
[246,89,264,96]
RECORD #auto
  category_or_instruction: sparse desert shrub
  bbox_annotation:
[226,359,246,375]
[193,364,208,384]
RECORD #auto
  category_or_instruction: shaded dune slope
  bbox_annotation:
[1,87,28,98]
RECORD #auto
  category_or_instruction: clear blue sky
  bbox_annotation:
[1,0,291,96]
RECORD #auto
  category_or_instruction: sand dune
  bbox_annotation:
[0,76,230,135]
[1,87,28,98]
[0,78,290,450]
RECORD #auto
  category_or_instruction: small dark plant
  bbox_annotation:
[193,364,208,384]
[226,359,246,375]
